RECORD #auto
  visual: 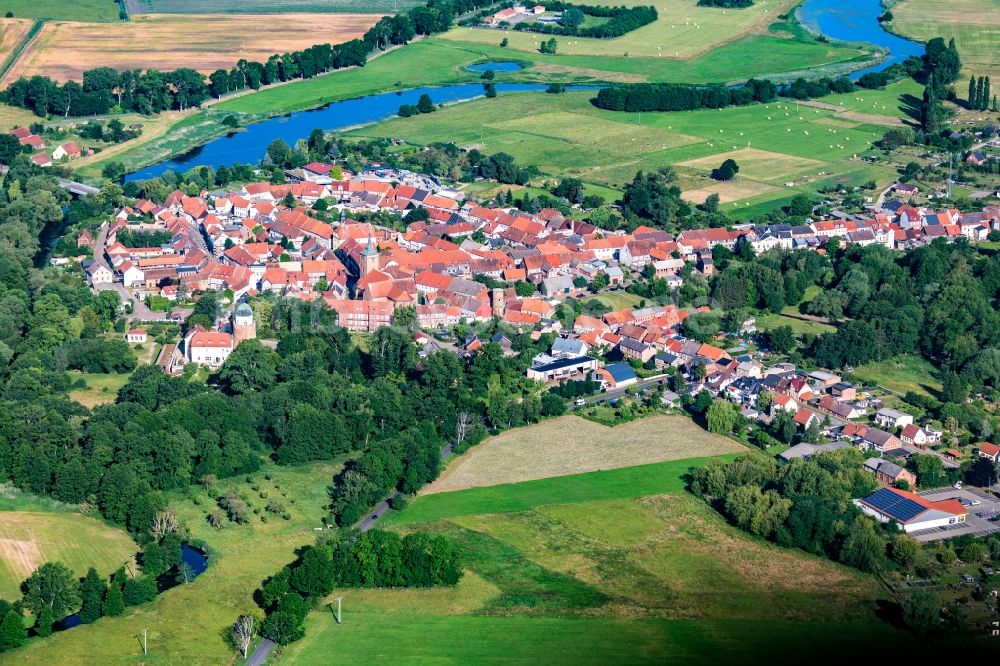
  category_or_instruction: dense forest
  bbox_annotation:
[0,0,496,117]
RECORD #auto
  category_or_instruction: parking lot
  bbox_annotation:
[908,487,1000,542]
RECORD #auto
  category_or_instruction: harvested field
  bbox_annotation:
[2,13,380,84]
[678,147,826,182]
[893,0,1000,78]
[0,511,136,599]
[0,19,33,74]
[680,179,778,204]
[422,414,744,494]
[126,0,423,13]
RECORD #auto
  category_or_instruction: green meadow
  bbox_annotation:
[2,0,120,21]
[286,458,903,664]
[346,80,916,208]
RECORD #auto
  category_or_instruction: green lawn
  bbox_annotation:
[852,354,943,398]
[756,312,836,337]
[12,460,343,664]
[2,0,120,21]
[0,511,136,600]
[384,455,740,527]
[591,289,646,311]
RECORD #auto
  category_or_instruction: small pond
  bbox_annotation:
[466,61,524,73]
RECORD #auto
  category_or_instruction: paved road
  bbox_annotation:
[568,375,667,410]
[245,638,275,666]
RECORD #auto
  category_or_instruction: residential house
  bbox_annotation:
[125,329,148,344]
[864,458,917,488]
[978,442,1000,463]
[874,408,913,430]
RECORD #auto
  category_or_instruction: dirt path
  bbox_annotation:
[797,99,905,127]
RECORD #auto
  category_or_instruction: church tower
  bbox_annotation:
[491,287,506,318]
[360,235,379,277]
[233,301,256,345]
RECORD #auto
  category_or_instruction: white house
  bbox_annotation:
[125,329,148,344]
[854,487,967,534]
[184,327,235,369]
[874,408,913,430]
[86,261,113,287]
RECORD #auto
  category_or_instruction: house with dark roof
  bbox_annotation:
[863,457,917,488]
[854,487,967,534]
[596,362,638,390]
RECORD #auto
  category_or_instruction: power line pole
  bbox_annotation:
[141,628,148,656]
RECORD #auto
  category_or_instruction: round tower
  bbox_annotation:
[233,302,256,344]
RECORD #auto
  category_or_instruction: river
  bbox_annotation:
[125,0,922,181]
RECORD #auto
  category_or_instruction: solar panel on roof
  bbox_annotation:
[864,488,926,523]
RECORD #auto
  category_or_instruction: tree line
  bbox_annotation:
[967,75,993,111]
[254,529,462,644]
[512,4,657,39]
[697,0,753,7]
[1,0,497,118]
[592,78,777,112]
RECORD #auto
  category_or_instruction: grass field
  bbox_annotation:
[893,0,1000,79]
[852,353,943,398]
[345,80,909,208]
[424,415,744,494]
[125,0,425,13]
[385,455,740,526]
[68,371,131,408]
[286,457,897,663]
[0,511,136,600]
[1,13,380,84]
[442,0,801,60]
[756,311,836,336]
[1,0,120,22]
[12,461,342,664]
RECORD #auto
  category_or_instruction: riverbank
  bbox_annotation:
[74,25,875,182]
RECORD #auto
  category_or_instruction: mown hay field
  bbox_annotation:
[0,511,136,599]
[285,482,895,664]
[423,414,744,494]
[893,0,1000,78]
[440,0,799,59]
[1,13,381,84]
[0,18,33,71]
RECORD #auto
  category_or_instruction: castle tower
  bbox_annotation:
[360,235,379,277]
[233,301,256,345]
[491,287,506,318]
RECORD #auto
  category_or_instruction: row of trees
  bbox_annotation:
[698,0,753,7]
[254,529,461,645]
[967,75,992,111]
[921,37,962,133]
[593,78,777,112]
[2,0,496,117]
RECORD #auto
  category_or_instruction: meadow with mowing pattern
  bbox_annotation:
[346,80,910,208]
[443,0,803,59]
[0,511,137,600]
[893,0,1000,78]
[285,457,898,664]
[423,414,745,494]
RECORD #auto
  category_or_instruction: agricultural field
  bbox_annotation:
[288,463,898,664]
[443,0,801,59]
[423,414,745,494]
[0,18,33,72]
[893,0,1000,79]
[13,460,342,664]
[125,0,425,13]
[0,511,136,600]
[346,80,910,208]
[0,13,380,85]
[0,0,121,22]
[852,353,943,398]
